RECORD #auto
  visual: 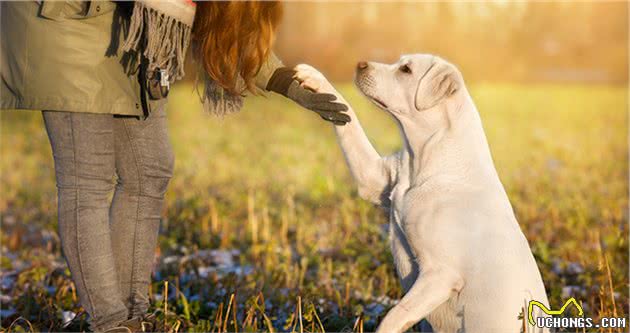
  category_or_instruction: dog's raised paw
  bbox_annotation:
[293,64,335,94]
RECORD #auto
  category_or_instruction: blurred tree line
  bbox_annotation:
[268,1,627,84]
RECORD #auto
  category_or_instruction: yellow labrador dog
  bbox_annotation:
[295,55,549,333]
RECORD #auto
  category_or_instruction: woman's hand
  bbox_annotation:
[266,67,350,125]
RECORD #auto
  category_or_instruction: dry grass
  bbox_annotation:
[1,83,627,332]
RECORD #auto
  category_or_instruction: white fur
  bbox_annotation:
[294,55,549,333]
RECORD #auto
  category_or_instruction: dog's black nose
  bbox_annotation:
[357,61,369,70]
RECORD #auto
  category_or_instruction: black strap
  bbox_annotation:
[136,7,150,120]
[138,57,151,119]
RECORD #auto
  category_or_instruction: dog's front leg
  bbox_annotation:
[376,267,463,333]
[294,64,393,205]
[333,110,394,205]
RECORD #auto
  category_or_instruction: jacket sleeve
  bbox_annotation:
[254,51,285,91]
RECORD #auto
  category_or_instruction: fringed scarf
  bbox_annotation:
[121,0,244,116]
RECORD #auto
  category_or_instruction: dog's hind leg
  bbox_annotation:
[375,267,463,333]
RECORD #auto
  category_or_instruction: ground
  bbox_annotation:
[1,83,627,332]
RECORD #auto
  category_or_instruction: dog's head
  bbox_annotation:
[354,54,463,119]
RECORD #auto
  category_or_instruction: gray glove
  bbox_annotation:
[266,67,350,125]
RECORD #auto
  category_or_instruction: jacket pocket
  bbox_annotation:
[39,1,115,21]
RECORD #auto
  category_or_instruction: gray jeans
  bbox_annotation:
[43,106,174,331]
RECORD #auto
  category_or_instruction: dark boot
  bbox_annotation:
[120,317,144,332]
[102,317,143,333]
[102,326,132,333]
[140,313,158,332]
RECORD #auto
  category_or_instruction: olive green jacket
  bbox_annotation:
[0,1,282,117]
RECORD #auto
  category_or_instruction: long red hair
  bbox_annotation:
[192,1,283,95]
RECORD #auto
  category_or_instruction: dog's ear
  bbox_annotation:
[414,62,459,111]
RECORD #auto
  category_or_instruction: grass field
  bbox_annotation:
[1,83,628,332]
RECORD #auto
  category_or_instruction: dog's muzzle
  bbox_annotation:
[354,63,388,109]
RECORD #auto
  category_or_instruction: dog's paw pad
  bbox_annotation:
[300,78,322,91]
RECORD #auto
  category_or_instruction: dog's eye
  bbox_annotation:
[399,64,412,74]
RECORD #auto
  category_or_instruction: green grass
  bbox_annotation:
[1,83,627,332]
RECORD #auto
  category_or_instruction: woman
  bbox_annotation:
[1,1,348,332]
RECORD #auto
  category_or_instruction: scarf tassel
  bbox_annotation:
[197,72,244,117]
[122,0,244,116]
[121,1,191,83]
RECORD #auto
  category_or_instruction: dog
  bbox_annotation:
[294,55,549,333]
